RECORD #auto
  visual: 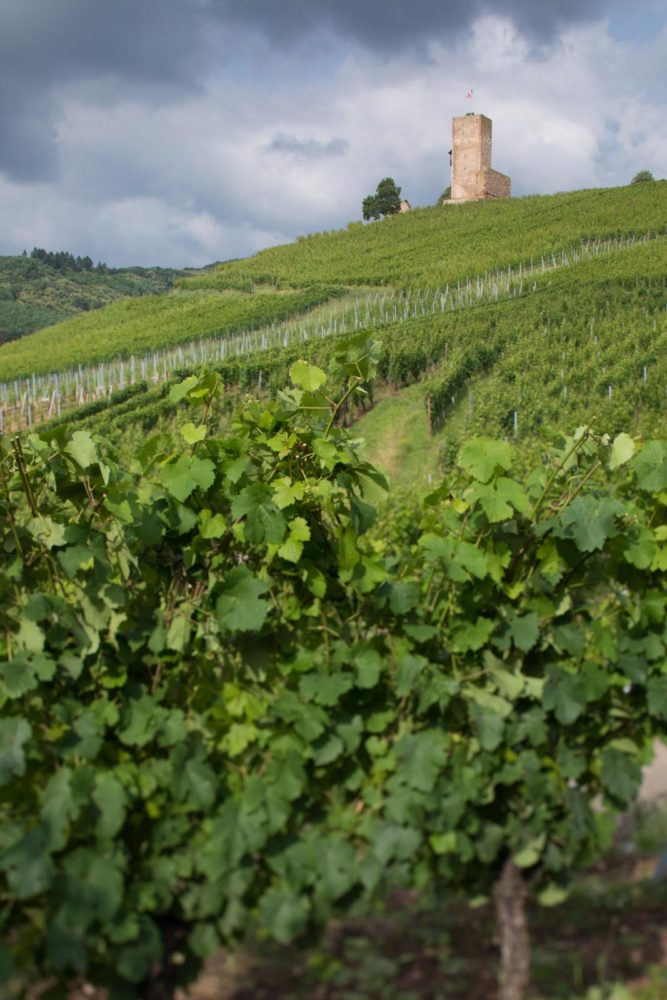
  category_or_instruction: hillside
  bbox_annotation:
[186,182,667,289]
[0,254,191,344]
[0,183,665,459]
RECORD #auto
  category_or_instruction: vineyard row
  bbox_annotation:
[1,233,659,432]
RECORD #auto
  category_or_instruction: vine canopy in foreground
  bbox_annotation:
[1,337,667,997]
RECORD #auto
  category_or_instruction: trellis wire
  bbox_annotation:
[0,232,660,431]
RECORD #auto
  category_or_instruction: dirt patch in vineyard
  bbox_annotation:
[179,872,667,1000]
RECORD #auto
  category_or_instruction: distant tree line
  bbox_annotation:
[26,247,108,273]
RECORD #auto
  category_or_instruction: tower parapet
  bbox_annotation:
[446,114,510,203]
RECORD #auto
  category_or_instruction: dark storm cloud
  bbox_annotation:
[217,0,607,50]
[264,133,350,159]
[0,0,608,183]
[0,0,210,181]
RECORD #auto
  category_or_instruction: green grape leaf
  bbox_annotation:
[395,730,449,793]
[278,517,311,563]
[538,883,570,907]
[389,581,420,615]
[231,483,286,544]
[299,672,354,706]
[509,612,540,653]
[188,923,220,959]
[0,717,32,785]
[314,735,344,766]
[556,496,625,552]
[469,477,528,522]
[119,695,162,748]
[216,567,269,633]
[514,833,546,869]
[199,510,227,539]
[600,748,641,805]
[470,704,506,751]
[272,477,306,510]
[543,669,585,725]
[172,758,217,810]
[290,360,327,392]
[3,828,55,898]
[169,374,200,403]
[41,767,74,851]
[647,677,667,719]
[162,454,215,502]
[451,616,494,652]
[115,917,162,983]
[181,421,207,445]
[93,773,127,839]
[609,432,635,470]
[354,645,383,689]
[458,437,513,483]
[632,440,667,492]
[259,888,310,944]
[64,430,98,469]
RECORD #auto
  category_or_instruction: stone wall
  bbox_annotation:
[481,168,511,199]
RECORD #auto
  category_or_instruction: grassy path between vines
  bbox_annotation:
[354,383,441,489]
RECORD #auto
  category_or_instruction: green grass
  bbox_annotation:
[354,384,438,489]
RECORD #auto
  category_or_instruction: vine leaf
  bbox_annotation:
[64,430,98,469]
[508,612,540,653]
[600,748,641,805]
[458,438,513,483]
[278,517,311,563]
[231,483,286,544]
[3,828,55,899]
[162,454,215,502]
[259,888,310,944]
[290,360,327,392]
[93,774,127,840]
[556,496,625,552]
[216,567,269,633]
[0,717,32,784]
[609,432,635,470]
[543,669,585,725]
[632,440,667,492]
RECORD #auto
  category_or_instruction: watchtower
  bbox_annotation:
[447,114,510,203]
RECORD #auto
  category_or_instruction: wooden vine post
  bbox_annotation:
[494,859,530,1000]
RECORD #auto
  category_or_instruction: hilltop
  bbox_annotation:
[192,183,667,289]
[0,182,665,477]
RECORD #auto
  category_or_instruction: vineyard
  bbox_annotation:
[0,231,664,439]
[194,182,667,289]
[1,183,667,1000]
[0,286,342,385]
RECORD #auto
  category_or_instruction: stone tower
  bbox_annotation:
[448,113,510,202]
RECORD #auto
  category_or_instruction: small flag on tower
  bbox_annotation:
[466,89,474,100]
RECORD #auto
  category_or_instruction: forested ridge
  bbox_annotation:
[0,252,192,345]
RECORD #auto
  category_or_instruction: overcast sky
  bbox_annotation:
[0,0,665,267]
